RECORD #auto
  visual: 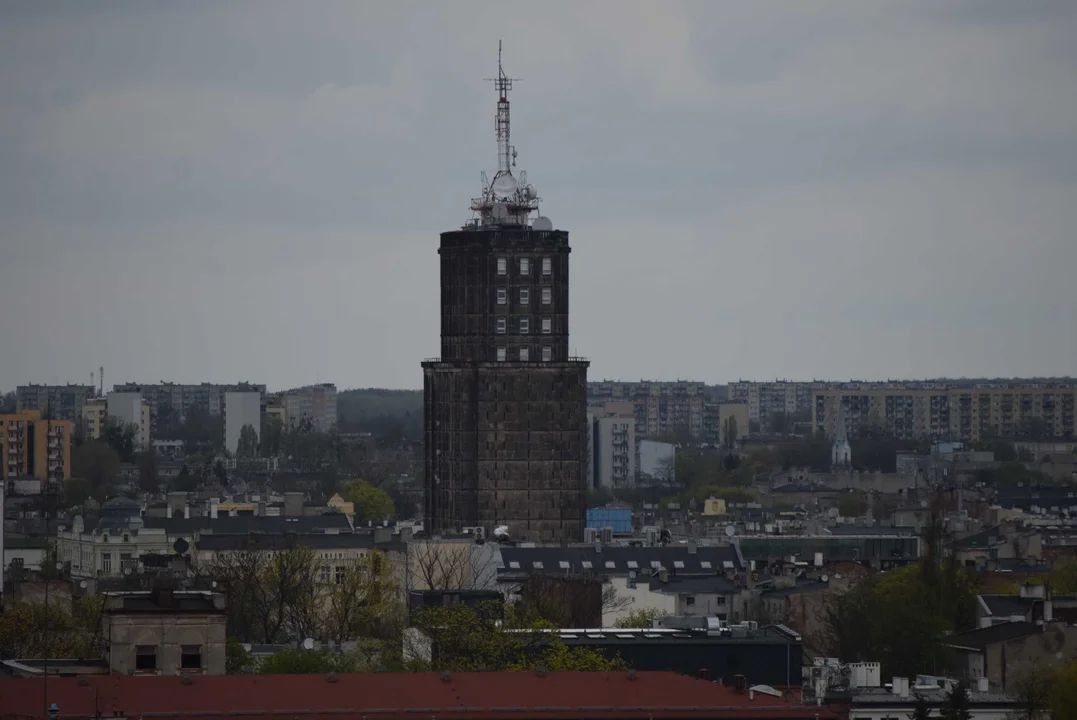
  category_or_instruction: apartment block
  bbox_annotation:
[1,410,72,486]
[593,415,636,490]
[727,381,825,427]
[589,381,705,441]
[223,391,263,455]
[113,382,267,435]
[813,385,1077,442]
[280,383,337,432]
[16,384,95,425]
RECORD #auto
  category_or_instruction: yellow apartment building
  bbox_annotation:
[1,409,72,486]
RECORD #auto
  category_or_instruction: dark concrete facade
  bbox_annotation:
[423,226,588,542]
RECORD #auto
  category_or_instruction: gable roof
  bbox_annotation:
[944,621,1039,651]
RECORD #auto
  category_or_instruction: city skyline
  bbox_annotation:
[2,1,1076,391]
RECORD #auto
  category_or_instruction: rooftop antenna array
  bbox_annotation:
[468,41,548,229]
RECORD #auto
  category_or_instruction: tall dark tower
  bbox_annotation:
[422,45,589,542]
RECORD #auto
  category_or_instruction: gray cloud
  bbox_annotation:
[1,0,1075,390]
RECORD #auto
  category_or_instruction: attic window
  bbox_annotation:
[650,561,661,569]
[627,561,639,569]
[135,645,157,672]
[559,561,570,570]
[509,561,520,569]
[605,561,616,569]
[723,560,735,570]
[700,561,712,569]
[533,561,544,569]
[674,561,685,569]
[582,561,593,569]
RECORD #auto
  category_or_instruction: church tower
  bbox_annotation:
[422,45,589,542]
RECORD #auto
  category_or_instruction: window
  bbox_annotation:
[685,596,696,607]
[497,257,507,275]
[627,560,639,569]
[542,346,552,362]
[519,347,530,362]
[496,288,507,305]
[520,258,530,275]
[605,561,616,569]
[581,561,593,570]
[673,560,685,569]
[335,566,346,584]
[700,561,712,569]
[180,645,202,671]
[519,288,530,305]
[520,317,530,334]
[559,561,571,570]
[541,287,552,305]
[135,645,157,672]
[101,553,112,574]
[542,257,552,275]
[533,561,544,569]
[496,347,506,362]
[542,317,552,334]
[496,317,507,334]
[319,565,330,584]
[509,561,520,569]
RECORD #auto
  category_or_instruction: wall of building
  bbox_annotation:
[596,417,635,489]
[1,410,72,485]
[604,576,677,626]
[107,392,151,449]
[638,440,674,484]
[223,392,262,455]
[104,607,227,675]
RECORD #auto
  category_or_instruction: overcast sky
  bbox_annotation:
[2,1,1076,392]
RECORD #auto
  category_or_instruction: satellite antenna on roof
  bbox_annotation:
[302,637,315,650]
[725,525,736,538]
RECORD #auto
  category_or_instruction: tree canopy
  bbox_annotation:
[341,479,396,523]
[72,439,121,490]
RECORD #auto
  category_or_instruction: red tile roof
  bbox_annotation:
[1,672,831,720]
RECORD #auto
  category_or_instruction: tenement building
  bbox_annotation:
[422,48,588,542]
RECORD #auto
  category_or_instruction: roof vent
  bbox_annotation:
[627,669,638,681]
[327,672,338,683]
[441,671,453,683]
[535,666,548,677]
[181,675,193,686]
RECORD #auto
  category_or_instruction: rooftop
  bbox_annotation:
[0,672,834,720]
[499,545,743,576]
[195,533,404,552]
[943,621,1040,651]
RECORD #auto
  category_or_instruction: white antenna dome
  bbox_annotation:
[491,173,517,198]
[532,216,553,231]
[524,184,537,200]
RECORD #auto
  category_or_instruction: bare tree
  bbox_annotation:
[323,551,399,645]
[407,539,497,591]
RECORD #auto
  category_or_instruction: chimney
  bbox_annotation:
[688,541,698,555]
[698,668,710,681]
[399,527,414,543]
[734,674,746,693]
[210,502,218,520]
[166,504,173,519]
[594,540,602,553]
[977,677,989,693]
[182,503,189,520]
[659,568,669,583]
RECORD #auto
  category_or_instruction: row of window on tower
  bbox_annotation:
[495,316,552,334]
[496,347,553,362]
[497,257,552,276]
[496,287,552,305]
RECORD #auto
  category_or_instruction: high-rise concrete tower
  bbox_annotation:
[422,45,589,542]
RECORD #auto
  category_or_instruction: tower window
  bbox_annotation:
[542,258,552,275]
[520,258,530,275]
[519,347,530,362]
[497,257,507,275]
[520,317,530,334]
[541,287,552,305]
[496,347,506,362]
[496,317,507,334]
[542,346,552,362]
[542,317,552,334]
[519,288,530,305]
[496,288,507,305]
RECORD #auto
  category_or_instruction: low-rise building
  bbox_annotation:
[101,587,227,675]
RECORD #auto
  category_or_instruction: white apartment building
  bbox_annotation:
[594,416,636,490]
[223,391,262,455]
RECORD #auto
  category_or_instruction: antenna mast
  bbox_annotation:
[493,40,516,174]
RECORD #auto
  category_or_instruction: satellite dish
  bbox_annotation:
[491,173,518,198]
[302,637,315,650]
[725,525,736,538]
[80,580,88,589]
[821,574,829,583]
[173,537,190,555]
[532,216,553,231]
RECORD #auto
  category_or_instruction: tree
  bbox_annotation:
[614,607,662,629]
[341,479,396,523]
[322,552,399,645]
[72,439,121,489]
[103,418,139,462]
[768,411,792,435]
[1010,660,1054,720]
[226,637,254,674]
[0,596,104,660]
[1050,660,1077,720]
[64,476,92,507]
[236,423,259,460]
[1049,560,1077,595]
[939,680,971,720]
[138,449,159,493]
[722,415,739,449]
[407,601,624,672]
[258,647,358,674]
[173,463,197,491]
[261,415,285,458]
[909,694,932,720]
[0,390,15,413]
[409,540,485,591]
